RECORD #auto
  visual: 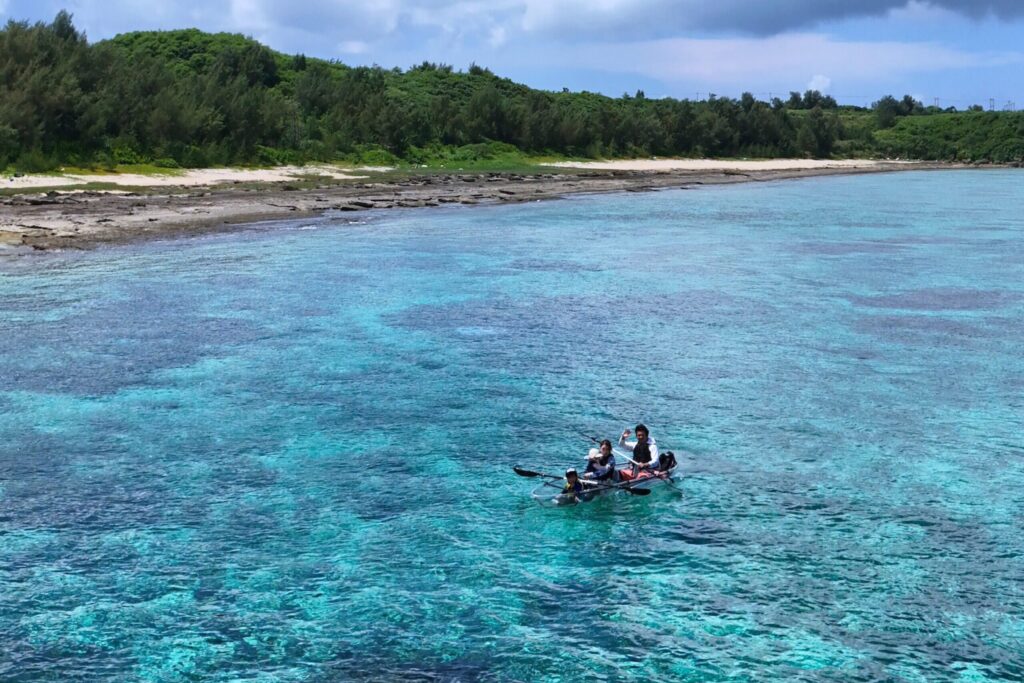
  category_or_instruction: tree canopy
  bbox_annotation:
[1,12,1022,172]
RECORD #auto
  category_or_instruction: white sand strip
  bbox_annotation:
[544,158,912,172]
[2,165,391,191]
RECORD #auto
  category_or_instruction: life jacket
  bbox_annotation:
[633,438,653,465]
[563,480,583,495]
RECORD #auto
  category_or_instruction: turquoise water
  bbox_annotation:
[1,170,1023,681]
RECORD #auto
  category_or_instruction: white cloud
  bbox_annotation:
[887,0,957,22]
[488,25,507,47]
[568,33,1024,89]
[808,74,832,91]
[229,0,271,33]
[9,0,1024,45]
[521,0,639,32]
[6,0,1024,101]
[519,0,1024,38]
[338,40,369,54]
[254,0,402,37]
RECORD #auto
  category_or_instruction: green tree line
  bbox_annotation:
[2,12,1023,172]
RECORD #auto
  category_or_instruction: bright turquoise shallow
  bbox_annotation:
[1,170,1023,682]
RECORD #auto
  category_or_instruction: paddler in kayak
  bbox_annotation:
[562,467,585,499]
[620,424,659,478]
[583,439,617,482]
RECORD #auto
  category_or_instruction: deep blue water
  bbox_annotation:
[1,170,1023,682]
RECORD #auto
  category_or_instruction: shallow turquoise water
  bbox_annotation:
[1,170,1023,681]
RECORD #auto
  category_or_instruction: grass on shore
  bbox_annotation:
[4,151,929,198]
[2,163,189,178]
[60,163,188,176]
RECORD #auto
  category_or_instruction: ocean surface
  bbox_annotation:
[1,170,1023,682]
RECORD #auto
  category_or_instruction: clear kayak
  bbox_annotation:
[530,482,588,506]
[529,480,614,506]
[615,464,677,489]
[529,464,677,506]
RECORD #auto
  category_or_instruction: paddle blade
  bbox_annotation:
[513,466,542,478]
[622,486,652,496]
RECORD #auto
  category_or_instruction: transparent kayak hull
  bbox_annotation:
[529,466,676,506]
[616,465,676,490]
[529,481,615,506]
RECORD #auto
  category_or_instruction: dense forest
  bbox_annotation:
[2,12,1023,172]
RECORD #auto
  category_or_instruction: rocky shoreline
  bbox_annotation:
[0,162,980,251]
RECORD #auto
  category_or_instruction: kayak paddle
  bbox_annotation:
[513,466,650,496]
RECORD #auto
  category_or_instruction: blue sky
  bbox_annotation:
[3,1,1023,107]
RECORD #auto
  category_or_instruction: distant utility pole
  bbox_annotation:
[933,97,940,108]
[989,98,996,111]
[1005,100,1016,112]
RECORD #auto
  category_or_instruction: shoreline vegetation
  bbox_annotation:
[0,160,991,252]
[1,12,1023,251]
[3,13,1024,177]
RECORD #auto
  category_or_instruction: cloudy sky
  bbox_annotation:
[3,1,1023,106]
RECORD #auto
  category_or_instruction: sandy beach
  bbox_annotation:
[1,164,382,191]
[0,160,973,251]
[3,159,897,192]
[547,158,912,172]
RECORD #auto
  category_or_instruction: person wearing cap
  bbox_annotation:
[583,439,617,482]
[562,468,585,499]
[620,423,659,476]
